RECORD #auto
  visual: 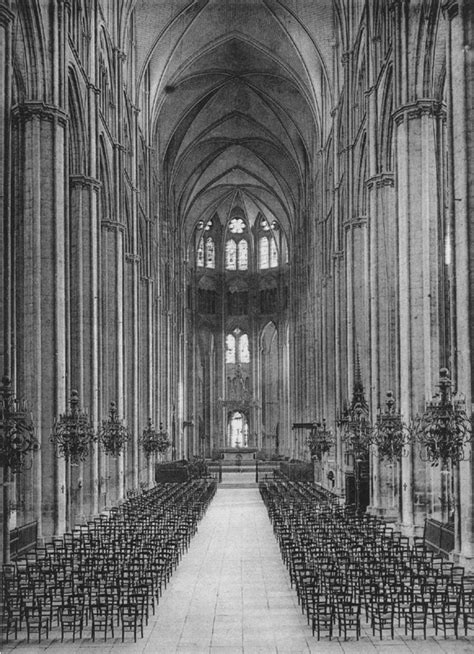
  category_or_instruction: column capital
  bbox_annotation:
[11,102,68,126]
[69,175,101,189]
[366,173,395,190]
[125,253,141,264]
[344,215,368,231]
[101,219,126,233]
[392,99,446,125]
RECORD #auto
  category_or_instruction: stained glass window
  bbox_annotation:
[206,237,215,268]
[225,239,237,270]
[229,218,246,234]
[239,333,250,363]
[237,240,248,270]
[259,236,269,269]
[270,237,278,268]
[225,334,236,363]
[197,239,204,267]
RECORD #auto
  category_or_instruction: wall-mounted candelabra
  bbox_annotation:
[0,376,37,563]
[51,390,96,465]
[140,419,170,458]
[0,376,37,473]
[371,391,410,462]
[412,368,471,466]
[305,419,334,461]
[337,372,372,460]
[99,401,131,456]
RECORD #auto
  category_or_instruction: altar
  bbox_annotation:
[219,447,257,462]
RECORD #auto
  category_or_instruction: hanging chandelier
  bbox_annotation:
[306,419,334,461]
[337,362,372,459]
[412,368,471,466]
[98,401,131,456]
[51,390,96,464]
[140,419,170,458]
[0,376,37,473]
[371,391,410,462]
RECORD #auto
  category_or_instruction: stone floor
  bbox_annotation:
[3,487,474,653]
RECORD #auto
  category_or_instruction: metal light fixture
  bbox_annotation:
[412,368,471,466]
[51,390,96,464]
[140,419,170,458]
[98,401,131,456]
[337,363,372,459]
[0,376,37,473]
[305,419,334,461]
[371,391,410,462]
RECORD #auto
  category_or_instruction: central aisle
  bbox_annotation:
[142,487,310,653]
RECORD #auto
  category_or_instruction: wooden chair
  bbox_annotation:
[58,604,84,642]
[90,603,115,641]
[25,603,50,643]
[119,603,144,642]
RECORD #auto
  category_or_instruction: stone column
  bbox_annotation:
[125,253,140,489]
[101,220,125,504]
[444,0,474,565]
[366,173,398,520]
[393,100,444,536]
[0,1,15,564]
[12,103,68,539]
[69,175,100,521]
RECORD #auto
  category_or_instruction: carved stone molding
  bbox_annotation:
[69,175,101,189]
[366,173,395,190]
[392,99,446,126]
[101,219,126,233]
[341,50,353,65]
[344,215,368,230]
[11,102,68,126]
[442,0,459,20]
[0,4,15,27]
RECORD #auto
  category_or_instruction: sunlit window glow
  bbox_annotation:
[229,218,246,234]
[197,239,204,267]
[225,334,236,363]
[206,237,215,268]
[237,240,248,270]
[225,239,237,270]
[239,333,250,363]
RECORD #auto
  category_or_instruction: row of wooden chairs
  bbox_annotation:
[2,479,217,644]
[260,478,474,642]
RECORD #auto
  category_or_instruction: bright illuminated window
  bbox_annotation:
[270,238,278,268]
[259,236,269,269]
[239,333,250,363]
[225,334,236,363]
[237,240,248,270]
[225,239,237,270]
[197,239,204,267]
[229,218,246,234]
[206,237,215,269]
[226,329,250,364]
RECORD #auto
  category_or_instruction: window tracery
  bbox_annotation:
[225,329,250,364]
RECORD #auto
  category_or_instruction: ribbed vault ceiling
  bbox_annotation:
[133,0,336,240]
